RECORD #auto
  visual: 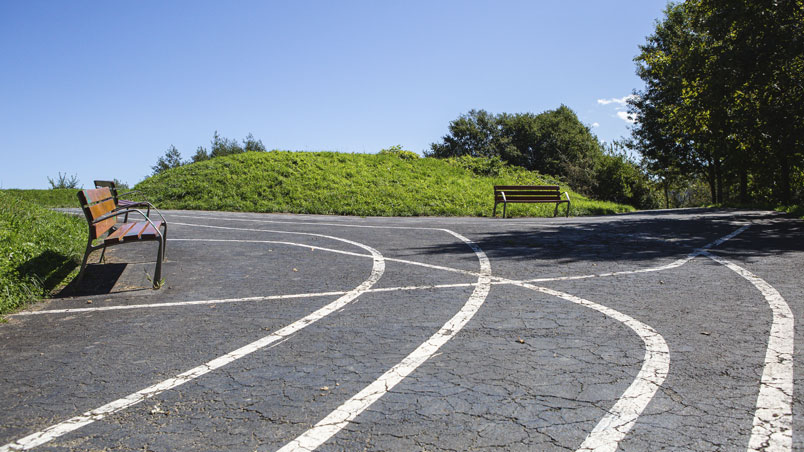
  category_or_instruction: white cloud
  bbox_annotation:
[592,122,600,128]
[597,95,637,106]
[617,111,636,124]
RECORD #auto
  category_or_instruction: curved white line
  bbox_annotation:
[504,282,670,452]
[702,252,793,452]
[277,229,492,452]
[1,232,386,452]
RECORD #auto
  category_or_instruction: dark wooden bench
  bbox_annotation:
[76,187,167,288]
[493,185,571,218]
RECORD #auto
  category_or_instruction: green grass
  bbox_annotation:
[0,191,86,315]
[0,188,80,208]
[137,151,635,217]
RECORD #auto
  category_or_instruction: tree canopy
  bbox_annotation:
[630,0,804,205]
[428,106,602,194]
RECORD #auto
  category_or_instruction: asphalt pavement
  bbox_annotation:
[1,208,802,451]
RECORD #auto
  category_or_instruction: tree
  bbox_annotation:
[243,133,267,152]
[191,146,210,163]
[428,110,510,159]
[429,106,603,194]
[209,131,244,158]
[152,145,184,175]
[631,0,804,205]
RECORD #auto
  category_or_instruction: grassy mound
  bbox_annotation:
[0,191,86,314]
[137,151,634,217]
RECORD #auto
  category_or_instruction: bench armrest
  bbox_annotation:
[562,191,571,203]
[93,208,166,240]
[500,191,507,202]
[93,207,165,225]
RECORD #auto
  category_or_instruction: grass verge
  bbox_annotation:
[0,188,80,208]
[0,191,86,315]
[137,151,635,217]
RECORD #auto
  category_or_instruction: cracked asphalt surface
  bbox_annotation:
[1,208,802,451]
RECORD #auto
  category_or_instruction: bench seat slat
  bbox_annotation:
[496,191,561,196]
[495,196,565,201]
[104,221,163,244]
[497,199,569,203]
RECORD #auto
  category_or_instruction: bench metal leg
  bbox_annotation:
[152,222,168,288]
[503,203,507,219]
[553,203,559,217]
[493,202,498,217]
[75,238,94,286]
[153,238,164,288]
[566,201,571,217]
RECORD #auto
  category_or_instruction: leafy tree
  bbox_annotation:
[429,106,602,194]
[428,110,511,159]
[152,145,184,175]
[631,0,804,205]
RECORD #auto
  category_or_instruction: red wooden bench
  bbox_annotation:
[76,187,167,288]
[493,185,571,218]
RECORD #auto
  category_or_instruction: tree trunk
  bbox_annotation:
[707,164,717,204]
[740,167,748,204]
[663,179,670,209]
[779,155,791,205]
[715,159,724,204]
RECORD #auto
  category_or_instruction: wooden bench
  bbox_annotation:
[493,185,571,218]
[76,187,167,288]
[94,180,154,223]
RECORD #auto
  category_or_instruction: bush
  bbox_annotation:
[594,153,658,210]
[378,145,419,160]
[47,172,80,189]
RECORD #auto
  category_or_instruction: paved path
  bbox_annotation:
[1,209,802,451]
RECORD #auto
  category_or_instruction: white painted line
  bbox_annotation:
[502,281,670,452]
[277,229,492,452]
[703,252,794,452]
[19,224,750,317]
[0,234,386,452]
[10,291,349,316]
[3,219,755,452]
[13,283,482,316]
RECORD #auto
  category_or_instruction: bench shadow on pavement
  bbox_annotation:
[56,263,132,297]
[417,211,802,264]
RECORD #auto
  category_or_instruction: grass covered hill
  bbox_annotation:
[137,151,634,217]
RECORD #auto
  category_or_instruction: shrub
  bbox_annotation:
[47,172,80,189]
[379,145,419,160]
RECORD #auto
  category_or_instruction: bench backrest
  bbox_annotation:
[77,187,117,240]
[94,180,120,205]
[494,185,561,201]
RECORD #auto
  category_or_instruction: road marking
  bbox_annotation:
[0,234,386,452]
[703,252,793,452]
[16,225,751,318]
[504,281,670,452]
[277,229,492,452]
[2,220,757,452]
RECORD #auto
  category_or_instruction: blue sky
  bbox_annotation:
[0,1,669,189]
